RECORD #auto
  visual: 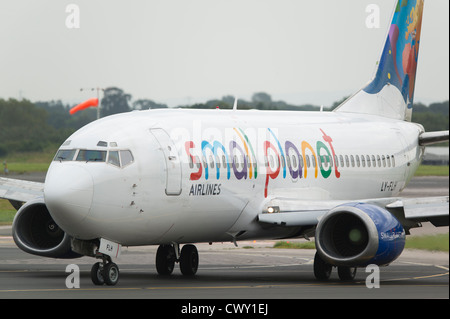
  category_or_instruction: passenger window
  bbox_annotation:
[386,155,391,167]
[108,151,120,167]
[350,155,355,167]
[217,156,221,169]
[371,155,376,167]
[120,150,134,167]
[361,155,365,167]
[366,155,371,167]
[323,156,329,168]
[377,155,381,167]
[339,155,344,167]
[345,155,349,167]
[356,155,360,167]
[391,155,395,167]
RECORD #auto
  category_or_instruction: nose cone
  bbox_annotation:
[44,164,93,234]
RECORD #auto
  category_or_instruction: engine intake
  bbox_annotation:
[316,203,405,267]
[12,198,81,259]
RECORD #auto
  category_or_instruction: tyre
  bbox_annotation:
[180,244,199,276]
[156,244,176,275]
[91,262,104,285]
[313,252,332,280]
[104,262,120,286]
[338,266,357,281]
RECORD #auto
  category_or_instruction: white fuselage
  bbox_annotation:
[44,108,424,246]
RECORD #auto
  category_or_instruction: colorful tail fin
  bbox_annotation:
[335,0,424,121]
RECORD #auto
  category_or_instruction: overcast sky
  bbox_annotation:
[0,0,448,107]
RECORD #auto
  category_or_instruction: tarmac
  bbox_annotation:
[0,173,448,300]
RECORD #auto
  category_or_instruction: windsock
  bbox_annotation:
[70,98,99,115]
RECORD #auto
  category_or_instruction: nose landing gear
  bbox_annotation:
[91,254,120,286]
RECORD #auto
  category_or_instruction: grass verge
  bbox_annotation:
[405,233,449,252]
[273,241,316,250]
[2,150,55,174]
[414,165,449,177]
[0,200,16,225]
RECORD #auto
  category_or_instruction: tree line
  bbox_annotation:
[0,86,448,156]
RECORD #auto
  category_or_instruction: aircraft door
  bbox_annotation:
[149,128,182,196]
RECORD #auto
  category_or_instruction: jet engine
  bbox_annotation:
[315,203,405,267]
[12,198,81,258]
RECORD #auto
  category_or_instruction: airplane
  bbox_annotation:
[0,0,448,286]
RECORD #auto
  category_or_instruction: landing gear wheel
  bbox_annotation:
[313,252,332,281]
[338,266,357,281]
[91,262,104,286]
[91,255,120,286]
[156,244,176,275]
[104,262,120,286]
[180,244,199,276]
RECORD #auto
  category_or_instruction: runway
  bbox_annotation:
[0,175,448,300]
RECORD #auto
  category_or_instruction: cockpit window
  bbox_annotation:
[76,150,107,162]
[54,148,133,168]
[120,150,134,167]
[54,149,76,162]
[108,151,120,167]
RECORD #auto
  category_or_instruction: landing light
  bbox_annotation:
[267,206,280,214]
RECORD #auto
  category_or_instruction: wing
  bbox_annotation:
[0,177,44,209]
[257,195,449,232]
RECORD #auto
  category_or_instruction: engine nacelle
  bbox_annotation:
[315,203,405,267]
[12,198,81,259]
